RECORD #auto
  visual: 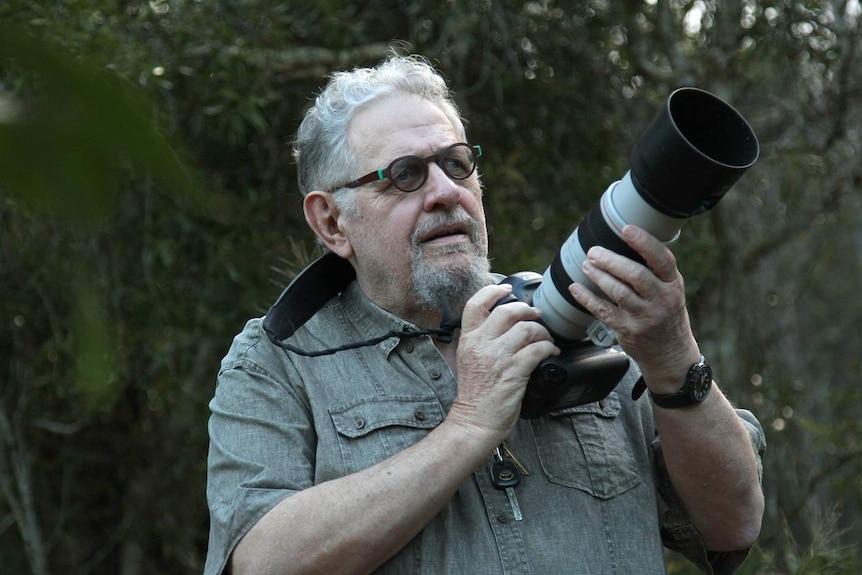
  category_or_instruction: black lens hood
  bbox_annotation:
[629,87,759,218]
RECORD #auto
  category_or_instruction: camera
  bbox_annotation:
[507,87,760,418]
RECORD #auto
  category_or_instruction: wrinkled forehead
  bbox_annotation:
[347,93,466,164]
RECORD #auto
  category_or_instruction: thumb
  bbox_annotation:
[460,284,512,332]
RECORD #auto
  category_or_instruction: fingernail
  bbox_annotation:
[587,246,603,261]
[623,226,638,240]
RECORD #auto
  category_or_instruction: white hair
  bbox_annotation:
[292,54,467,210]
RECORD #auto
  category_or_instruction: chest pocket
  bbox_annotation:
[329,396,445,475]
[530,392,641,499]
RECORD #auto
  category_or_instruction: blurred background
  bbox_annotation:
[1,1,860,573]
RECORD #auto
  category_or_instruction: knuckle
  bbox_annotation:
[628,266,650,288]
[607,283,630,305]
[513,319,542,342]
[592,301,613,322]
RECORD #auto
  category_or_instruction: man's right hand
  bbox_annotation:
[447,283,559,442]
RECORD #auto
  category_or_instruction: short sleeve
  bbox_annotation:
[653,409,767,575]
[203,323,316,575]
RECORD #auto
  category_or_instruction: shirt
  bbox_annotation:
[205,280,766,575]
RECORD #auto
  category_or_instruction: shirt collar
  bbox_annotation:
[338,281,424,358]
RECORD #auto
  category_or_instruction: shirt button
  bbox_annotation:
[430,370,442,380]
[496,514,509,524]
[405,343,414,353]
[414,409,425,421]
[354,418,365,429]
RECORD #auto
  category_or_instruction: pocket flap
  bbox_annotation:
[330,396,444,439]
[549,391,622,418]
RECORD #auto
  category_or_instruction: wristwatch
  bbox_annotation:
[648,355,713,409]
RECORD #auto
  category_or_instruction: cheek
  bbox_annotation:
[464,191,489,240]
[463,179,485,210]
[351,207,416,252]
[382,201,423,239]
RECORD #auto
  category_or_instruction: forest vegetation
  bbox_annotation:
[2,1,861,573]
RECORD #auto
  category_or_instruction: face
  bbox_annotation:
[334,93,490,323]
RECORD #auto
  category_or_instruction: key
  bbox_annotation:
[503,484,524,521]
[500,441,530,477]
[490,447,523,521]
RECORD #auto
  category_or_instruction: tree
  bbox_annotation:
[2,0,861,573]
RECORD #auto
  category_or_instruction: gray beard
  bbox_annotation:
[409,210,492,315]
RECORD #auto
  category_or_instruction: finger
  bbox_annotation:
[585,236,677,303]
[460,284,512,331]
[581,254,648,308]
[487,300,544,332]
[569,281,618,327]
[620,225,680,283]
[506,336,561,379]
[459,320,559,389]
[500,316,557,348]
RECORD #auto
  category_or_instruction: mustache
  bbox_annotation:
[410,207,482,249]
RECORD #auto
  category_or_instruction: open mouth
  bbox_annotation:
[420,224,470,244]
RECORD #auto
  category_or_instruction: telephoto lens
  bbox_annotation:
[531,87,759,343]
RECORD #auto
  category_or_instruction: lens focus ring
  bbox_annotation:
[578,204,645,266]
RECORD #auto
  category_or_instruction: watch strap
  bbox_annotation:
[631,355,712,407]
[649,386,703,409]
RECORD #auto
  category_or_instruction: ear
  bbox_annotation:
[303,191,354,259]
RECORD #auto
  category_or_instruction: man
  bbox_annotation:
[205,54,766,575]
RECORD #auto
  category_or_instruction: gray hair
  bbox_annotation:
[292,54,467,208]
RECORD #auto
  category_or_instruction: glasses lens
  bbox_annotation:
[442,145,475,180]
[390,157,427,192]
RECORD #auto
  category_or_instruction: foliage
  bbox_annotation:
[1,0,861,573]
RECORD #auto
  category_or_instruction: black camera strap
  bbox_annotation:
[262,251,356,342]
[262,252,459,356]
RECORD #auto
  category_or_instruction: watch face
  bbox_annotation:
[691,365,713,401]
[650,361,713,408]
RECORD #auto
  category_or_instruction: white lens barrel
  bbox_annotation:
[603,172,686,243]
[531,177,686,341]
[532,260,594,341]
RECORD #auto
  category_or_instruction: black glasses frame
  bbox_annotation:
[337,143,482,193]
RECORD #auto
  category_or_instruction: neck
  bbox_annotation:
[356,277,467,331]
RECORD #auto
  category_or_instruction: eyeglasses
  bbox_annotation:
[339,143,482,193]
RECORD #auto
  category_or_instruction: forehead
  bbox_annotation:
[348,93,463,164]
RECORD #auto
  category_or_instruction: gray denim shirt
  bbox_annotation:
[205,280,766,575]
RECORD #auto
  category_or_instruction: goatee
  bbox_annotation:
[409,209,492,315]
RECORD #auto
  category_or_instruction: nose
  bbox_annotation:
[421,163,462,211]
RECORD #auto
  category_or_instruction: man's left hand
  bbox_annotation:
[569,224,701,390]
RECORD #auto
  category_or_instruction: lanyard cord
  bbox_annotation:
[264,326,446,357]
[263,301,462,357]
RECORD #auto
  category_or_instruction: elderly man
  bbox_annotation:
[205,54,765,575]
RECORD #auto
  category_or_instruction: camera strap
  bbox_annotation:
[262,251,356,342]
[262,252,459,355]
